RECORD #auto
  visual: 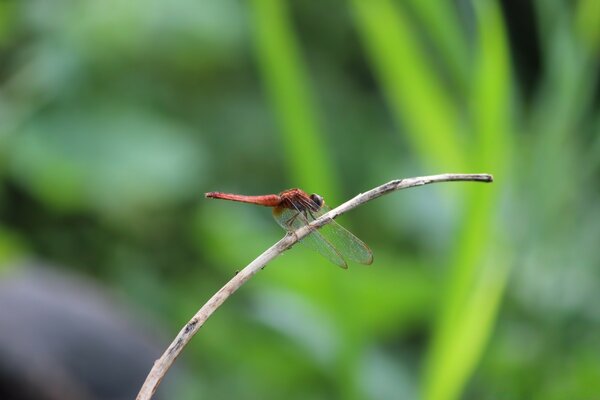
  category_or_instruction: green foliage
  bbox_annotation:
[251,0,338,196]
[0,1,599,399]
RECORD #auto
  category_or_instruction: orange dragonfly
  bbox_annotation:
[205,188,373,269]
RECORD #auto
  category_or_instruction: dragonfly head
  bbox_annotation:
[309,193,324,211]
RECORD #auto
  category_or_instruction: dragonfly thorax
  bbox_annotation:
[277,189,324,212]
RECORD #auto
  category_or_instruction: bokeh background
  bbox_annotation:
[1,0,599,399]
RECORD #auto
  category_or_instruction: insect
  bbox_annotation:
[205,188,373,268]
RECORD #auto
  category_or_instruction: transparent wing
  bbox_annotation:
[274,207,347,268]
[273,206,373,268]
[314,205,373,265]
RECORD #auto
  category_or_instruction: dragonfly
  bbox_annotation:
[205,188,373,269]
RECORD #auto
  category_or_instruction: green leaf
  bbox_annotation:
[423,1,512,399]
[350,0,466,171]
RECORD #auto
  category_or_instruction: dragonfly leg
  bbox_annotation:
[284,212,299,228]
[302,210,322,235]
[308,209,332,226]
[306,210,322,230]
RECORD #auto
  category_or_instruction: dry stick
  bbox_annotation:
[136,173,493,400]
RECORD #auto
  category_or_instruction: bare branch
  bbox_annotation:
[136,173,493,400]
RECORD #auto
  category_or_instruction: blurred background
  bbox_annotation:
[0,0,599,399]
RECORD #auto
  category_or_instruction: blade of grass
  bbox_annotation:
[404,0,470,93]
[575,0,600,52]
[528,2,597,218]
[470,3,511,175]
[430,257,510,400]
[249,0,337,196]
[423,2,511,399]
[350,0,466,171]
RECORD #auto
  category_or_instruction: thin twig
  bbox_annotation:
[135,173,493,400]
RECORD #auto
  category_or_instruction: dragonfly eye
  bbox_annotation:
[309,193,324,209]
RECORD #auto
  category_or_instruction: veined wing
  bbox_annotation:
[273,207,348,268]
[313,205,373,265]
[273,206,373,268]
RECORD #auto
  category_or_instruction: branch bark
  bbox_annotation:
[136,173,493,400]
